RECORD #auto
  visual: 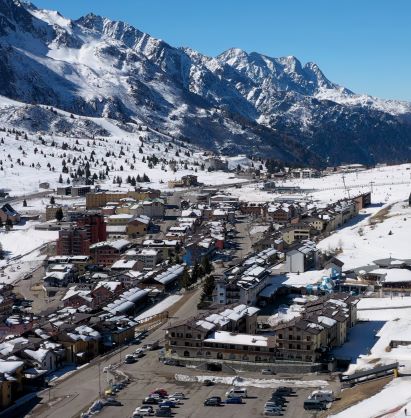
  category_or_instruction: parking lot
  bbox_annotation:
[97,350,320,418]
[99,382,314,418]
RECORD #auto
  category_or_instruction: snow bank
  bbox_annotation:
[175,374,328,389]
[331,377,411,418]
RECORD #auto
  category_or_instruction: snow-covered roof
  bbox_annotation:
[195,320,216,331]
[371,268,411,283]
[61,287,92,302]
[204,331,268,347]
[317,316,337,327]
[0,360,24,374]
[94,281,122,293]
[24,348,50,363]
[90,239,130,250]
[154,264,184,285]
[67,325,101,341]
[108,214,133,220]
[111,259,137,269]
[120,287,148,303]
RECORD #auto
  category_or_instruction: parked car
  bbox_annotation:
[264,408,282,416]
[203,379,214,386]
[208,396,222,403]
[151,389,168,398]
[167,397,183,405]
[158,400,176,408]
[273,387,294,396]
[124,354,137,364]
[261,368,276,375]
[204,398,221,406]
[265,401,284,410]
[142,397,159,405]
[134,348,145,358]
[308,389,335,403]
[226,387,248,398]
[303,399,327,411]
[135,406,155,416]
[103,365,113,373]
[268,397,286,406]
[155,408,172,417]
[225,396,243,404]
[169,392,185,400]
[104,397,122,406]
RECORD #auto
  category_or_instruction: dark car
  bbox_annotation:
[159,401,176,408]
[204,398,221,406]
[274,387,293,396]
[225,396,243,404]
[203,379,214,386]
[304,399,327,411]
[105,398,122,406]
[268,397,287,406]
[143,397,159,405]
[209,396,222,403]
[155,409,172,417]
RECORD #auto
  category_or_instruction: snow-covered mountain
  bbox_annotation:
[1,0,411,165]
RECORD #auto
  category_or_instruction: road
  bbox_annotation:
[0,189,53,205]
[25,190,260,417]
[28,285,202,418]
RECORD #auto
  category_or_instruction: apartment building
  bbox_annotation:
[89,239,131,266]
[86,189,161,209]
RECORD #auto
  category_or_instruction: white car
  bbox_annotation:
[167,396,183,405]
[170,392,185,400]
[134,406,154,416]
[103,365,113,373]
[308,389,335,403]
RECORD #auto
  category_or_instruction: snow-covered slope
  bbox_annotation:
[0,0,411,164]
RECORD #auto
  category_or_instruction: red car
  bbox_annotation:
[150,389,168,398]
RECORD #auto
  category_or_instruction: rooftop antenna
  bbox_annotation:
[342,174,350,199]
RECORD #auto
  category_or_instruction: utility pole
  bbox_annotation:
[98,361,102,398]
[342,174,350,199]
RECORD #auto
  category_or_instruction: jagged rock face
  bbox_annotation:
[0,0,411,165]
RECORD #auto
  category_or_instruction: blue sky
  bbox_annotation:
[32,0,411,101]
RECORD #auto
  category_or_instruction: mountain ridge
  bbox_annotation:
[0,0,410,165]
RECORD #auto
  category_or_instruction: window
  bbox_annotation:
[217,352,223,359]
[296,335,301,340]
[185,333,192,338]
[297,344,301,350]
[183,350,190,357]
[278,334,283,339]
[171,332,175,337]
[306,336,311,341]
[289,344,293,349]
[307,345,311,350]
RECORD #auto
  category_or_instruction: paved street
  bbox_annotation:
[29,285,203,418]
[23,194,287,418]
